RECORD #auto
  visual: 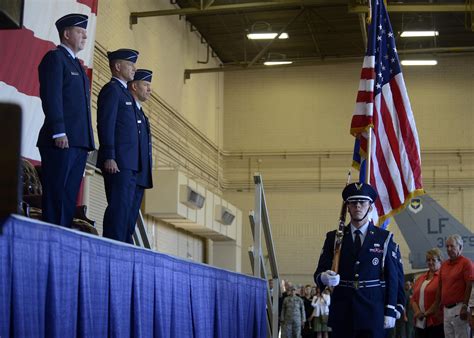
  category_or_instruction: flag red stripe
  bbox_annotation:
[351,115,373,132]
[356,91,374,103]
[0,29,54,97]
[389,78,423,189]
[360,68,376,80]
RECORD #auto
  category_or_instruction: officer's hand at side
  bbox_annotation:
[384,316,396,329]
[54,135,69,149]
[104,159,120,174]
[321,270,340,287]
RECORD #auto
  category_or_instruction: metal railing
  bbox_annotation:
[249,173,280,338]
[133,210,152,249]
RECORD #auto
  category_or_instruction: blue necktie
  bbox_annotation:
[354,229,362,255]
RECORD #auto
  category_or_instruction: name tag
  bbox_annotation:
[125,101,132,105]
[137,120,142,123]
[71,71,79,76]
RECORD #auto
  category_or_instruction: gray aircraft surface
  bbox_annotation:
[394,194,474,269]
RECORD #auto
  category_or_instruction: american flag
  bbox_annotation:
[351,0,424,225]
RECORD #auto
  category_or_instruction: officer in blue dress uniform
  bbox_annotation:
[97,48,140,243]
[37,13,95,227]
[314,182,399,338]
[126,69,154,244]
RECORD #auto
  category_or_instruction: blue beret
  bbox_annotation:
[342,182,378,203]
[132,69,153,82]
[55,14,88,32]
[107,49,139,63]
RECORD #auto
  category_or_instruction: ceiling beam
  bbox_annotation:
[349,3,471,14]
[130,0,346,20]
[184,46,474,78]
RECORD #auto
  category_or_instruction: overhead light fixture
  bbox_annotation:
[401,60,438,66]
[247,21,289,40]
[400,31,439,37]
[247,32,289,40]
[264,53,293,66]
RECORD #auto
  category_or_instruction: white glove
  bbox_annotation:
[395,309,401,320]
[321,270,340,287]
[384,316,396,329]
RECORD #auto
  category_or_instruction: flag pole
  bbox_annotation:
[365,128,372,184]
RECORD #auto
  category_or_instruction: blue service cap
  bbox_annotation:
[55,13,88,32]
[132,69,153,82]
[107,49,139,63]
[342,182,378,203]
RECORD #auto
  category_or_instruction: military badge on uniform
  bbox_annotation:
[372,257,379,266]
[71,71,79,76]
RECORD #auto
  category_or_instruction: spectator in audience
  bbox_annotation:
[411,248,444,338]
[302,285,315,338]
[311,287,331,338]
[281,285,306,338]
[428,235,473,338]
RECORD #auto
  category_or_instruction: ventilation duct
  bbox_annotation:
[180,185,205,210]
[215,205,235,225]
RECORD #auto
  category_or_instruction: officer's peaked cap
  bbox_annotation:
[55,14,88,32]
[342,182,377,203]
[132,69,153,82]
[107,49,139,63]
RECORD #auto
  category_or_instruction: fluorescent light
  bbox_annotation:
[400,31,439,37]
[247,32,289,40]
[401,60,438,66]
[264,60,293,66]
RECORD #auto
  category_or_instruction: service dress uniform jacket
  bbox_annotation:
[136,106,153,189]
[314,223,398,338]
[36,45,94,227]
[97,79,140,171]
[37,45,94,149]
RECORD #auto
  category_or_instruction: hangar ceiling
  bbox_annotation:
[130,0,474,75]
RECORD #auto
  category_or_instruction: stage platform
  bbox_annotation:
[0,215,267,337]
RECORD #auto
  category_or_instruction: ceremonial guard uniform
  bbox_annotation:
[37,14,94,227]
[127,69,154,243]
[97,49,140,242]
[314,183,399,338]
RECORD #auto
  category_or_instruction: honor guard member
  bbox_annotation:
[37,13,95,227]
[314,182,399,338]
[126,69,154,244]
[97,48,140,243]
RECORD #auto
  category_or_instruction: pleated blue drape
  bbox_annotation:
[0,215,267,338]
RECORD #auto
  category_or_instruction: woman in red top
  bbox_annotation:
[411,248,445,338]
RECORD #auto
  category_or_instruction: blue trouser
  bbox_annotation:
[39,146,88,228]
[102,169,137,243]
[127,185,145,244]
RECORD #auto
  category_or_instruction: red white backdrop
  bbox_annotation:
[0,0,98,160]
